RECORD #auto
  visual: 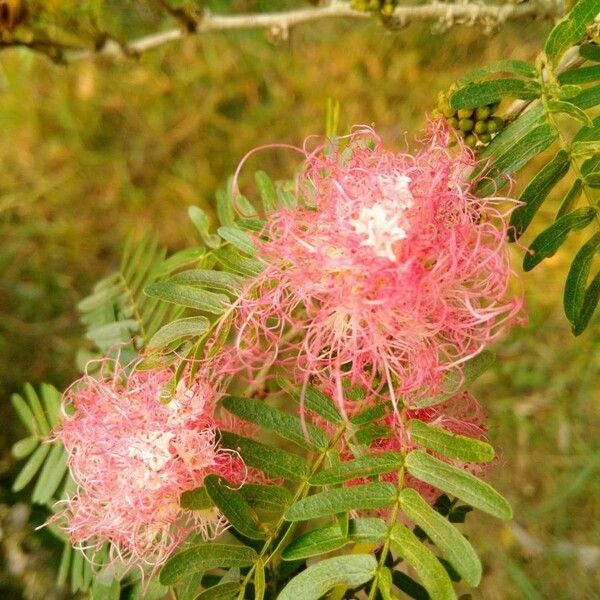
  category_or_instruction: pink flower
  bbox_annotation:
[51,362,242,574]
[234,124,524,409]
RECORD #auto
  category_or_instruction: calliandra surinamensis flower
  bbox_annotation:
[50,362,243,574]
[234,124,524,409]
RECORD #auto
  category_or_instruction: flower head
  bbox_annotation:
[51,362,241,573]
[235,124,524,408]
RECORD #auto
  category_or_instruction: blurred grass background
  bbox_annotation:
[0,1,598,598]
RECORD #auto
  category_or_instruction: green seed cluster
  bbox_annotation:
[351,0,397,17]
[433,90,505,149]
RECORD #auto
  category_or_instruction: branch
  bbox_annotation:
[53,0,562,62]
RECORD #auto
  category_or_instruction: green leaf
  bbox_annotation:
[477,122,558,197]
[523,207,597,271]
[390,525,456,600]
[457,59,537,84]
[547,99,594,127]
[509,149,571,241]
[40,383,62,429]
[287,384,344,425]
[24,383,51,437]
[11,436,39,459]
[220,432,309,481]
[545,0,600,65]
[204,474,266,540]
[195,581,239,599]
[378,566,394,600]
[580,43,600,62]
[213,247,264,277]
[240,484,292,512]
[86,320,139,344]
[565,231,600,329]
[255,558,266,600]
[91,578,120,600]
[180,486,214,510]
[12,444,51,491]
[147,316,211,350]
[558,65,600,85]
[179,573,204,600]
[277,555,377,600]
[57,543,72,586]
[145,281,229,314]
[31,444,68,504]
[408,420,494,463]
[282,518,387,560]
[350,403,388,426]
[413,351,495,409]
[189,206,221,248]
[450,79,541,109]
[159,544,257,586]
[573,269,600,335]
[405,451,512,519]
[217,226,257,256]
[399,488,482,586]
[571,83,600,109]
[221,396,329,451]
[216,186,236,227]
[153,247,206,279]
[309,452,404,486]
[556,179,583,220]
[284,482,396,521]
[171,269,243,293]
[11,393,36,435]
[255,171,277,213]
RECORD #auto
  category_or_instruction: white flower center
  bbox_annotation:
[128,431,175,472]
[350,173,414,261]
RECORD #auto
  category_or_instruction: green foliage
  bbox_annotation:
[11,383,68,501]
[449,4,600,334]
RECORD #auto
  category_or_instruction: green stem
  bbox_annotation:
[366,466,405,600]
[237,424,347,599]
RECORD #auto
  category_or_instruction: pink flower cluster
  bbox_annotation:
[235,124,523,409]
[52,363,242,572]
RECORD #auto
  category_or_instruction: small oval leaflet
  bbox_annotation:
[159,544,257,586]
[277,554,377,600]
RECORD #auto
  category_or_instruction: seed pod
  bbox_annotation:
[447,117,459,129]
[474,120,487,134]
[486,116,504,133]
[464,134,477,148]
[478,132,492,144]
[457,108,474,119]
[458,118,474,132]
[475,105,491,121]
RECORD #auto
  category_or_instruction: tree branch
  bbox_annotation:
[53,0,562,62]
